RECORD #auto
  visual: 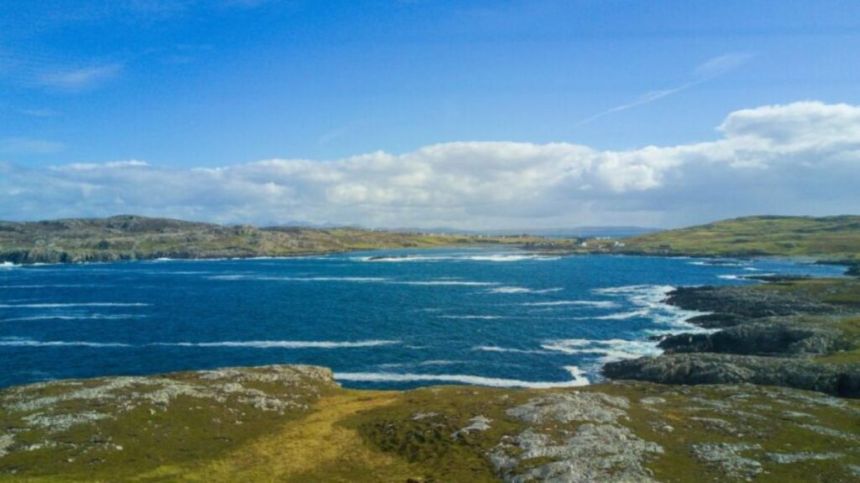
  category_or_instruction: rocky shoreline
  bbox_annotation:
[2,364,859,481]
[603,273,860,397]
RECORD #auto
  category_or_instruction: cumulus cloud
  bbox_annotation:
[1,101,859,229]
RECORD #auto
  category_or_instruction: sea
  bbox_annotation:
[0,248,846,389]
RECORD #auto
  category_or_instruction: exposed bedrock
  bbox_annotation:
[603,354,860,398]
[666,286,841,319]
[657,323,847,357]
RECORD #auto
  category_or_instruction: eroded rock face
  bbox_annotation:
[658,323,845,356]
[604,353,860,398]
[666,286,841,319]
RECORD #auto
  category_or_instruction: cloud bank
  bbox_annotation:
[2,101,859,229]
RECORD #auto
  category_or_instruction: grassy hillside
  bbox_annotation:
[1,365,858,482]
[616,216,860,261]
[0,215,567,264]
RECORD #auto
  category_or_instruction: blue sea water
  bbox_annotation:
[0,248,846,389]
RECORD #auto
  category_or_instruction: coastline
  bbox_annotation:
[602,271,860,397]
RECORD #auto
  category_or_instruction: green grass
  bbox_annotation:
[617,215,860,261]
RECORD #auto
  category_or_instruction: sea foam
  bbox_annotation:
[153,339,400,349]
[522,300,618,308]
[335,366,588,388]
[541,338,662,363]
[0,303,149,308]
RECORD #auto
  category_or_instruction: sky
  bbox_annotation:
[1,0,859,229]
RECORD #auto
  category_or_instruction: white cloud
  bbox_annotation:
[1,101,858,229]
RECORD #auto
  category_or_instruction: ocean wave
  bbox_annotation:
[591,284,709,329]
[0,261,20,269]
[467,254,560,262]
[522,300,618,308]
[152,339,400,349]
[439,315,503,320]
[718,273,776,281]
[487,286,563,294]
[378,360,462,368]
[541,338,661,363]
[717,274,742,280]
[398,280,498,286]
[355,253,559,263]
[335,366,588,388]
[0,303,149,308]
[594,309,650,320]
[208,274,389,282]
[688,259,746,267]
[0,338,130,348]
[0,284,104,289]
[472,345,550,354]
[3,314,145,322]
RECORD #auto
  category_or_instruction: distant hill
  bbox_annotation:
[619,215,860,261]
[0,215,560,264]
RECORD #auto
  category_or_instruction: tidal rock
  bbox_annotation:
[658,323,845,356]
[603,353,860,397]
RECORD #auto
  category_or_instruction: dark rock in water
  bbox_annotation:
[667,286,840,319]
[744,274,812,283]
[602,354,860,398]
[658,323,846,357]
[684,313,745,329]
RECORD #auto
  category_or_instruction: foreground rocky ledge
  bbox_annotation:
[1,365,859,481]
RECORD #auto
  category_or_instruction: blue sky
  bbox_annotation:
[1,1,859,228]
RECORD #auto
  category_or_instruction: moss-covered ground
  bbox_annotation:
[1,367,859,482]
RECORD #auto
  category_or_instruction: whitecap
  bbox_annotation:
[591,284,710,330]
[541,338,662,363]
[522,300,618,308]
[355,253,559,263]
[717,274,742,280]
[466,254,560,262]
[487,286,563,294]
[152,339,400,349]
[208,274,388,283]
[0,303,149,308]
[594,309,650,320]
[378,360,461,368]
[0,338,130,348]
[472,345,549,355]
[4,314,145,322]
[0,284,102,289]
[0,261,20,269]
[439,315,503,320]
[398,280,498,287]
[335,366,588,388]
